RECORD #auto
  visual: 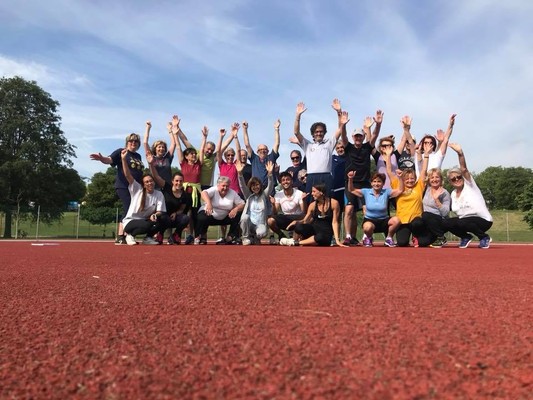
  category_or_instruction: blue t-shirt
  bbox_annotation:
[110,148,144,189]
[361,188,391,219]
[249,151,279,187]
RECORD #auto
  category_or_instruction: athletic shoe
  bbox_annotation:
[184,235,194,245]
[384,237,396,247]
[170,233,181,245]
[478,236,492,249]
[411,236,419,248]
[242,238,252,246]
[269,235,277,245]
[458,235,473,249]
[362,236,373,247]
[215,237,226,245]
[155,232,163,244]
[280,238,298,246]
[193,237,200,245]
[199,238,207,245]
[125,234,137,246]
[230,237,242,245]
[342,237,352,246]
[115,235,126,245]
[142,236,160,245]
[350,237,360,246]
[430,237,446,248]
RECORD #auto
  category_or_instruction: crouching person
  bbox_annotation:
[195,176,245,244]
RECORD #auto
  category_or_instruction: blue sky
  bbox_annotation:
[1,0,532,180]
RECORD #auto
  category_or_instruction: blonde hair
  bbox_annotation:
[125,133,140,147]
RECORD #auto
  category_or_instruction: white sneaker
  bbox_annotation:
[242,238,251,246]
[142,236,160,245]
[193,237,200,245]
[280,238,297,246]
[125,234,137,245]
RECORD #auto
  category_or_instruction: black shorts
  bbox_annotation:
[273,214,304,230]
[362,217,390,234]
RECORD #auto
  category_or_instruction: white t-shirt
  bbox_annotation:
[199,186,244,220]
[300,138,336,173]
[275,189,304,215]
[123,181,166,227]
[451,177,493,222]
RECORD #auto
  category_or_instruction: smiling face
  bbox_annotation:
[171,174,184,190]
[429,171,443,189]
[311,186,324,201]
[335,143,345,156]
[402,170,417,189]
[379,140,394,155]
[217,180,230,196]
[239,150,248,163]
[353,133,364,147]
[280,175,293,190]
[290,151,301,165]
[257,145,269,160]
[224,149,236,163]
[448,173,464,189]
[184,149,197,163]
[155,143,167,156]
[143,175,155,193]
[371,177,384,191]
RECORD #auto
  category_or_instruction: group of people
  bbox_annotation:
[90,100,493,249]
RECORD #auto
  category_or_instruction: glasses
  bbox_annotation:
[450,175,463,182]
[380,144,393,148]
[225,153,235,157]
[291,157,300,161]
[258,148,268,153]
[128,139,140,144]
[423,141,433,144]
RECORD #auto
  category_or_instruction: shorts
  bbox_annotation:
[362,217,390,234]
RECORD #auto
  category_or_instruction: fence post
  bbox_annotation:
[35,205,40,241]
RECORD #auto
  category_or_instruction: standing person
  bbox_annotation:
[292,100,343,196]
[237,160,275,245]
[396,116,417,172]
[280,183,346,247]
[444,143,493,248]
[285,149,306,191]
[422,168,451,248]
[417,114,457,170]
[90,132,144,245]
[242,119,280,194]
[143,119,176,188]
[347,171,403,247]
[216,123,242,197]
[238,149,252,185]
[340,108,382,245]
[267,171,307,244]
[175,123,206,244]
[195,177,245,245]
[148,154,192,245]
[120,149,169,245]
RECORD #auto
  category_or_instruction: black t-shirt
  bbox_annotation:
[396,150,415,170]
[162,182,192,215]
[344,142,374,183]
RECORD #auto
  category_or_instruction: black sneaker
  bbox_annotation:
[114,235,126,245]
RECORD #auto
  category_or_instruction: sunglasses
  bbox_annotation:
[380,144,393,148]
[225,153,235,157]
[450,175,463,182]
[291,157,300,161]
[128,139,140,144]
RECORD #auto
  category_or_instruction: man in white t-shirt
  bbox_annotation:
[267,171,306,243]
[195,176,245,244]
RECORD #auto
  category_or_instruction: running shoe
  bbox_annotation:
[215,237,226,245]
[280,238,298,246]
[115,235,126,245]
[412,236,419,248]
[125,234,137,246]
[184,235,195,245]
[155,232,163,244]
[269,235,278,245]
[478,236,492,249]
[384,237,396,247]
[342,237,352,246]
[199,237,207,245]
[362,236,373,247]
[242,238,252,246]
[430,237,446,248]
[458,235,473,249]
[350,237,360,246]
[193,237,200,245]
[142,236,160,245]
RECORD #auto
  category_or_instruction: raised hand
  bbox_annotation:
[242,120,248,129]
[235,158,244,173]
[167,122,172,133]
[423,139,434,154]
[339,111,350,125]
[448,142,462,153]
[146,152,154,164]
[347,171,356,179]
[435,129,445,142]
[374,109,384,125]
[331,98,341,113]
[449,113,457,126]
[401,115,412,128]
[265,160,274,174]
[201,126,209,137]
[274,119,281,129]
[171,115,180,134]
[383,145,393,158]
[364,116,375,129]
[90,153,104,161]
[231,122,240,137]
[288,136,299,144]
[219,128,226,138]
[296,102,307,116]
[120,148,128,160]
[146,121,152,129]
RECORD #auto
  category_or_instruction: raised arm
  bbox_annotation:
[148,153,165,188]
[175,115,193,149]
[143,121,152,156]
[242,120,253,156]
[400,115,416,154]
[89,152,112,164]
[332,98,342,127]
[198,126,208,165]
[167,118,177,156]
[273,119,281,153]
[264,160,275,195]
[334,111,349,141]
[437,114,457,157]
[175,129,185,164]
[419,141,432,182]
[216,129,228,165]
[363,116,374,144]
[448,142,471,182]
[370,109,383,147]
[382,147,397,185]
[294,102,307,144]
[120,149,134,185]
[236,158,251,198]
[346,171,363,197]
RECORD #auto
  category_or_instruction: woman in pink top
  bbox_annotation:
[176,124,206,243]
[216,123,242,197]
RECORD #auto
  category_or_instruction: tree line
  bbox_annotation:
[1,76,532,238]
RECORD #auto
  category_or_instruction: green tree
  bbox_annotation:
[0,76,82,237]
[474,166,533,210]
[81,168,121,230]
[517,181,533,230]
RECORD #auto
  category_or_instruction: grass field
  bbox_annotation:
[1,209,532,242]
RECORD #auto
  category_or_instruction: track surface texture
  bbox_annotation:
[0,242,531,399]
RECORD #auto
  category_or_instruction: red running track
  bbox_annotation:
[0,242,531,399]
